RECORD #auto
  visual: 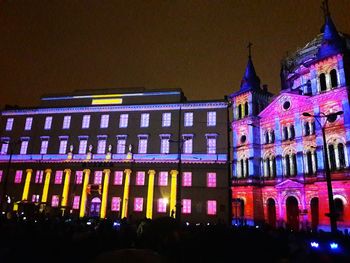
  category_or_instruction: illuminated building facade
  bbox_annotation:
[0,88,230,224]
[230,12,350,231]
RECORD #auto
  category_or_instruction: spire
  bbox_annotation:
[240,42,260,91]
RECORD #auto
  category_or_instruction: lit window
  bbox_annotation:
[134,197,143,212]
[182,172,192,187]
[0,170,3,182]
[111,197,121,211]
[72,196,80,209]
[207,200,217,215]
[97,139,106,154]
[35,170,44,184]
[162,113,171,127]
[140,113,150,128]
[14,170,22,183]
[136,171,145,186]
[157,198,168,213]
[51,195,59,207]
[114,171,123,185]
[160,134,170,154]
[158,172,168,186]
[94,171,103,185]
[82,115,91,129]
[20,140,29,155]
[116,136,127,154]
[100,114,109,128]
[1,139,9,154]
[184,112,193,127]
[24,117,33,131]
[79,139,88,154]
[207,172,216,187]
[206,135,217,154]
[55,170,63,184]
[119,114,129,128]
[44,116,53,130]
[138,135,148,154]
[59,139,68,154]
[62,116,71,129]
[32,194,40,203]
[183,135,193,154]
[40,139,49,154]
[75,171,83,184]
[5,118,14,131]
[182,199,191,214]
[207,111,216,126]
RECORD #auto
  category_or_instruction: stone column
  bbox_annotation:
[22,169,33,201]
[121,169,131,219]
[61,169,71,208]
[146,170,156,219]
[100,169,110,219]
[79,169,90,218]
[169,170,178,217]
[41,169,52,204]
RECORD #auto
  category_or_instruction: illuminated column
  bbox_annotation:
[311,152,317,174]
[100,169,110,219]
[289,155,294,176]
[41,169,52,204]
[79,169,90,218]
[334,146,340,169]
[121,169,131,219]
[282,157,287,176]
[236,161,241,178]
[61,169,71,208]
[146,170,155,219]
[263,159,268,177]
[169,170,178,217]
[325,73,331,91]
[22,169,33,201]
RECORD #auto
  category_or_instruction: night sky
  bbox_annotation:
[0,0,349,108]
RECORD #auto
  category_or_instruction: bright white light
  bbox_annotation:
[310,242,319,248]
[86,221,92,225]
[255,225,259,229]
[207,223,210,226]
[23,217,26,220]
[330,242,338,249]
[186,222,189,226]
[2,212,5,215]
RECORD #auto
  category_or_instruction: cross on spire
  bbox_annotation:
[247,42,253,58]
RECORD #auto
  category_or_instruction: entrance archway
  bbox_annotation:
[286,196,299,231]
[310,197,319,230]
[267,198,276,228]
[90,197,101,217]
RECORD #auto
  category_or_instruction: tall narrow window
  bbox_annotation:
[32,194,40,203]
[270,130,275,143]
[14,170,22,183]
[25,117,33,131]
[307,151,313,175]
[114,171,123,185]
[62,116,71,129]
[184,112,193,127]
[1,139,9,154]
[237,105,242,119]
[40,139,49,154]
[111,197,121,211]
[292,154,297,176]
[134,197,144,212]
[182,172,192,187]
[272,157,277,177]
[244,102,249,117]
[207,111,216,126]
[75,171,83,184]
[157,198,167,213]
[283,126,288,141]
[183,135,193,154]
[328,144,336,171]
[289,125,295,140]
[100,114,109,128]
[138,135,148,154]
[78,138,88,154]
[94,171,103,185]
[119,114,129,128]
[158,172,168,186]
[245,158,249,177]
[162,113,171,127]
[330,69,338,88]
[116,135,127,154]
[35,170,44,184]
[97,137,107,154]
[140,113,150,128]
[51,195,59,207]
[5,118,14,131]
[207,200,217,215]
[135,171,145,186]
[264,131,269,144]
[82,115,91,129]
[20,139,29,155]
[285,155,291,177]
[73,196,80,209]
[206,135,217,154]
[182,199,191,214]
[207,172,216,187]
[59,138,68,154]
[44,116,53,130]
[338,143,346,168]
[160,134,170,154]
[304,122,310,136]
[320,73,327,91]
[55,170,63,184]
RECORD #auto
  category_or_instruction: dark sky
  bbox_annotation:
[0,0,349,108]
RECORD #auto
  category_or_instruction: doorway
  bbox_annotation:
[286,196,299,231]
[90,197,101,217]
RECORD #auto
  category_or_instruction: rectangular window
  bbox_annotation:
[44,116,53,130]
[134,197,144,212]
[114,171,123,185]
[182,199,191,214]
[25,117,33,130]
[160,137,170,154]
[75,171,83,184]
[97,139,106,154]
[183,136,193,154]
[207,111,216,126]
[5,118,14,131]
[51,195,59,207]
[111,197,121,211]
[94,171,103,185]
[138,136,148,154]
[55,170,63,184]
[0,170,2,182]
[72,196,80,209]
[182,172,192,187]
[40,140,49,154]
[158,172,168,186]
[14,170,22,183]
[207,137,216,154]
[135,171,145,186]
[82,115,91,129]
[59,139,68,154]
[32,194,40,203]
[140,113,150,128]
[1,141,8,154]
[20,140,29,155]
[207,200,217,215]
[100,114,109,128]
[207,172,217,187]
[119,114,129,128]
[116,136,126,154]
[157,198,167,213]
[162,113,171,127]
[62,116,71,129]
[184,112,193,127]
[79,139,88,154]
[35,170,44,184]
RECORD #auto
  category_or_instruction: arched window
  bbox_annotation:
[311,121,316,135]
[334,198,344,221]
[237,104,242,119]
[292,154,297,176]
[304,122,310,136]
[265,131,269,144]
[270,130,275,143]
[289,125,295,140]
[240,159,244,177]
[265,158,270,177]
[245,158,249,177]
[328,144,336,171]
[283,126,288,141]
[244,102,249,117]
[306,151,313,175]
[319,73,327,91]
[330,69,338,88]
[305,80,312,95]
[271,157,277,177]
[338,143,346,168]
[285,155,291,177]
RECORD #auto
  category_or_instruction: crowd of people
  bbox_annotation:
[0,212,349,263]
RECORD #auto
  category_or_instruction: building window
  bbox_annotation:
[20,139,29,155]
[244,102,249,117]
[138,135,148,154]
[207,172,217,187]
[62,116,71,129]
[140,113,150,128]
[328,144,336,171]
[32,194,40,203]
[75,171,83,184]
[136,171,145,186]
[51,195,59,207]
[162,113,171,127]
[44,116,53,130]
[206,135,217,154]
[183,135,193,154]
[82,115,91,129]
[5,118,14,131]
[237,105,242,119]
[100,114,109,128]
[0,170,3,182]
[25,117,33,131]
[14,170,22,183]
[157,198,168,213]
[182,172,192,187]
[55,170,63,184]
[158,172,168,186]
[1,139,9,154]
[134,197,143,212]
[114,171,123,185]
[59,139,68,154]
[35,170,44,184]
[94,171,103,185]
[304,122,310,136]
[79,139,88,154]
[182,199,191,214]
[207,111,216,126]
[116,136,127,154]
[207,200,217,215]
[119,114,129,128]
[72,196,80,209]
[289,125,295,140]
[184,112,193,127]
[111,197,121,211]
[320,73,327,91]
[283,126,288,141]
[160,134,170,154]
[330,69,338,88]
[97,138,106,154]
[40,139,49,154]
[338,143,346,168]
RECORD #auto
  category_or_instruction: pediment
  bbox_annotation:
[275,179,304,189]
